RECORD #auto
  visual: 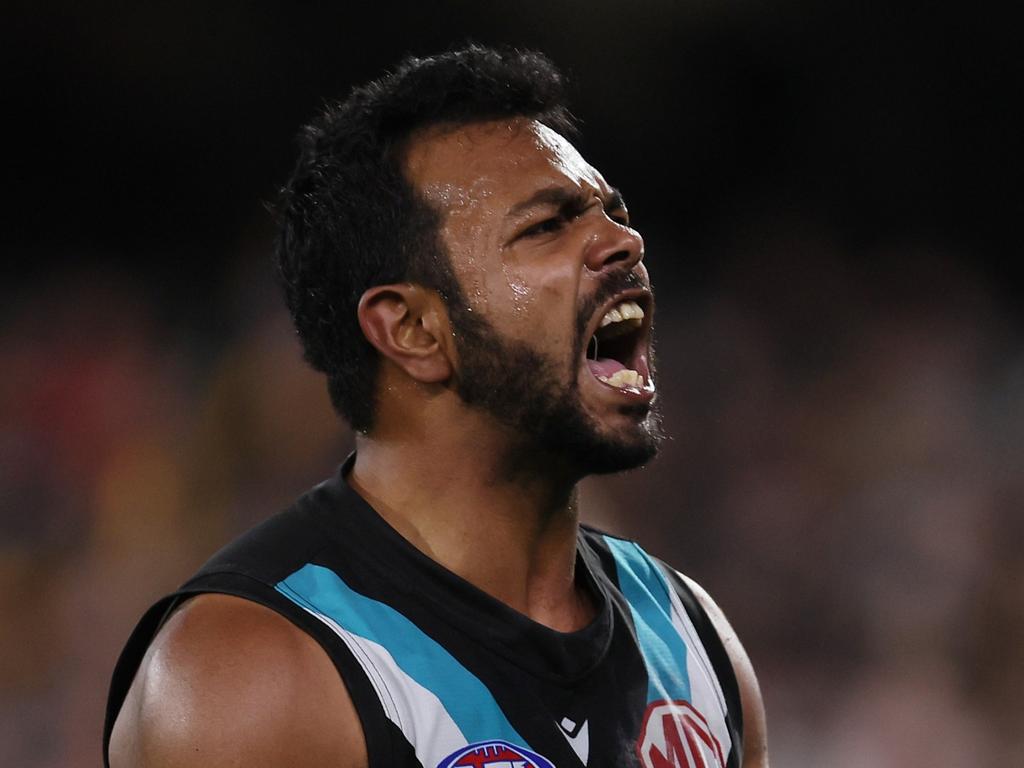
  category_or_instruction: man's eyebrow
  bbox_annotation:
[506,185,627,217]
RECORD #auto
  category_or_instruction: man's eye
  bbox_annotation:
[608,208,631,227]
[522,217,564,237]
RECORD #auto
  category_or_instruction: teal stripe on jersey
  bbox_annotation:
[276,563,525,747]
[605,537,691,705]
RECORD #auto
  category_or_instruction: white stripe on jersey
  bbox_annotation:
[291,602,469,768]
[665,570,733,763]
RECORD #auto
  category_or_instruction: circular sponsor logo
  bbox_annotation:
[636,700,726,768]
[437,739,556,768]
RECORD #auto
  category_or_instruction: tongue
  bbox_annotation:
[586,357,627,378]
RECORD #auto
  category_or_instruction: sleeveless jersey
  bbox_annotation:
[104,461,744,768]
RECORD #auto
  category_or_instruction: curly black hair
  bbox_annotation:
[274,44,576,432]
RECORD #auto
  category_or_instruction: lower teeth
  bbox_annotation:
[598,369,643,388]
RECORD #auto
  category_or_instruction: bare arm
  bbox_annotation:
[109,593,367,768]
[682,575,770,768]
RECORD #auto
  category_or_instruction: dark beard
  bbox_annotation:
[445,276,662,476]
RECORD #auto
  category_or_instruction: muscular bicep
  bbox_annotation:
[109,594,367,768]
[682,575,770,768]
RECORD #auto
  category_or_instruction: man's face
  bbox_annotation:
[405,118,661,474]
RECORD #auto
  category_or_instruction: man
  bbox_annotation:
[105,46,768,768]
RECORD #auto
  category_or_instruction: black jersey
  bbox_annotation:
[104,460,743,768]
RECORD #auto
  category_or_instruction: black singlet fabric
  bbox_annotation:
[104,461,744,768]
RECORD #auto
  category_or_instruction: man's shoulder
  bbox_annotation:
[578,525,769,766]
[107,469,371,768]
[108,593,367,768]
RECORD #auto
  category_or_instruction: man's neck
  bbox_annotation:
[349,429,594,632]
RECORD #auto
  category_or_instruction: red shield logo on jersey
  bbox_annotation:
[636,700,726,768]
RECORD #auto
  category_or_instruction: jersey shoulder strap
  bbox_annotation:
[582,527,744,768]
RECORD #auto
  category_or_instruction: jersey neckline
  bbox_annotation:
[312,453,616,683]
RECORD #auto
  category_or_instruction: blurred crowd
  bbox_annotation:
[2,228,1022,766]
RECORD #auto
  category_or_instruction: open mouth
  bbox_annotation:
[583,294,654,395]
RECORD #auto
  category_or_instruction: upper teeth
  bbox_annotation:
[599,300,644,328]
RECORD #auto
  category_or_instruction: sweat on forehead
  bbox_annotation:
[403,118,605,216]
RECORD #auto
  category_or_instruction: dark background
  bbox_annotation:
[3,2,1022,766]
[6,2,1022,313]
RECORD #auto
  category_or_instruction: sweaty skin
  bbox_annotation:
[405,119,658,441]
[109,118,769,768]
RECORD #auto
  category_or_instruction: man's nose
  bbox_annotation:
[582,215,644,274]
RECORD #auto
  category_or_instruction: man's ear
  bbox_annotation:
[357,283,453,383]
